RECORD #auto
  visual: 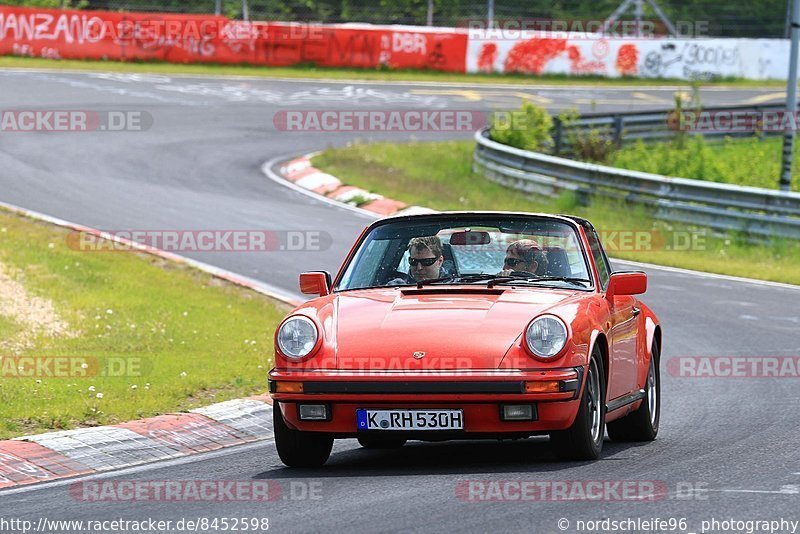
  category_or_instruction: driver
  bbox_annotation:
[498,239,548,277]
[407,236,445,281]
[386,236,445,285]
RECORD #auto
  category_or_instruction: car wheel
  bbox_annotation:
[273,404,334,468]
[357,436,407,449]
[607,342,660,442]
[549,349,606,461]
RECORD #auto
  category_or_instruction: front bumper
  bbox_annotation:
[269,367,585,436]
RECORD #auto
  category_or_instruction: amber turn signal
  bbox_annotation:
[524,380,561,393]
[274,381,304,393]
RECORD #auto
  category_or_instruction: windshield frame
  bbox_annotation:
[332,213,596,293]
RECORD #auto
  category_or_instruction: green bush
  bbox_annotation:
[555,109,617,163]
[604,135,800,191]
[489,100,553,153]
[567,128,617,163]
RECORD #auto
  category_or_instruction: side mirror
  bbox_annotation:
[299,271,332,297]
[607,271,647,299]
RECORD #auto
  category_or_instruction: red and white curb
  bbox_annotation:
[276,153,435,218]
[0,396,274,490]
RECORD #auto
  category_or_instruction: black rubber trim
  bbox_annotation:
[559,367,584,398]
[606,388,646,412]
[302,381,526,394]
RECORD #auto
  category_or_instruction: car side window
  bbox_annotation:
[585,229,611,290]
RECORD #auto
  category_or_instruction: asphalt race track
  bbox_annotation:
[1,69,799,533]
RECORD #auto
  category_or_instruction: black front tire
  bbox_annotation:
[357,436,407,449]
[607,342,660,442]
[549,350,606,461]
[273,404,334,468]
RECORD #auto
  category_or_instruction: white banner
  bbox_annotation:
[465,32,790,80]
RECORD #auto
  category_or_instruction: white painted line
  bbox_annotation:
[0,438,274,497]
[0,199,304,306]
[612,258,800,291]
[714,484,799,495]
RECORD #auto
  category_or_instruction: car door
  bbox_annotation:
[585,227,639,400]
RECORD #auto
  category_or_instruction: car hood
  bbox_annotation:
[332,287,580,370]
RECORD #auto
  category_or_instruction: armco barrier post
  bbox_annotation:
[613,116,624,146]
[553,118,564,156]
[780,0,800,191]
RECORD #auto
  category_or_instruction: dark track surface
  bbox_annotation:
[1,69,798,533]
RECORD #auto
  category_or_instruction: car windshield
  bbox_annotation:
[335,215,593,291]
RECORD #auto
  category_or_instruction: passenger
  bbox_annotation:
[498,239,548,277]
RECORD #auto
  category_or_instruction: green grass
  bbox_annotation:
[608,136,800,192]
[313,140,800,285]
[0,55,786,87]
[0,209,290,439]
[0,314,23,342]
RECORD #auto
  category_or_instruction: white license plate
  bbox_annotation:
[356,409,464,431]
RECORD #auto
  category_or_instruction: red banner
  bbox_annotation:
[0,6,467,72]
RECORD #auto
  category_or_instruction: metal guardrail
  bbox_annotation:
[551,103,792,155]
[473,129,800,239]
[552,104,786,155]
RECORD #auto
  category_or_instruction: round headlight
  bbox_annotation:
[277,316,319,359]
[525,315,568,359]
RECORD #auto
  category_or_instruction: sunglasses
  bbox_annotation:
[503,258,526,267]
[409,257,438,267]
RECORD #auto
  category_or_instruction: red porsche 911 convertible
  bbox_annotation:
[269,212,661,467]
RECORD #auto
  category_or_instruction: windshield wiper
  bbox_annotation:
[493,276,592,287]
[413,274,512,288]
[458,274,514,283]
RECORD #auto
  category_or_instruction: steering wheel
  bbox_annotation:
[385,270,414,285]
[508,270,538,278]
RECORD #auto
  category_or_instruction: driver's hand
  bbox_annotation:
[497,269,514,277]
